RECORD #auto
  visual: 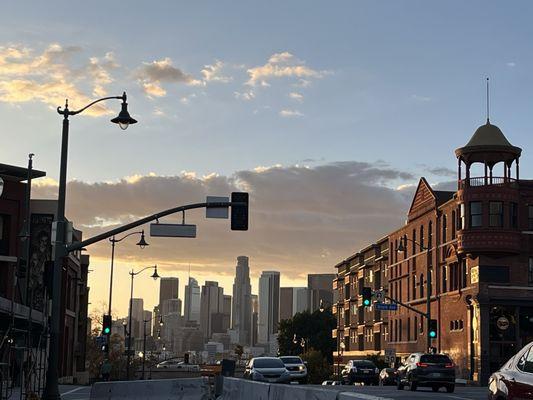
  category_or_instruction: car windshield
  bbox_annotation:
[280,357,302,364]
[353,361,376,368]
[254,358,285,368]
[420,355,452,364]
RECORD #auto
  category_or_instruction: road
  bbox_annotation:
[308,384,487,400]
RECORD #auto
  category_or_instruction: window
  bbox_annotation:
[442,215,447,243]
[428,221,433,248]
[0,215,9,256]
[452,210,456,238]
[399,319,402,342]
[414,316,418,340]
[460,204,465,230]
[461,259,468,289]
[442,265,447,293]
[529,258,533,286]
[420,226,424,250]
[529,205,533,230]
[489,202,503,227]
[412,275,417,299]
[420,274,424,298]
[470,202,483,227]
[510,203,518,229]
[407,317,411,341]
[517,348,533,373]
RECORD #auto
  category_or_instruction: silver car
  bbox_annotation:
[279,356,308,384]
[244,357,291,383]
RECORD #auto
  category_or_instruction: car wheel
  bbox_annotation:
[409,380,417,391]
[432,385,439,392]
[446,385,455,393]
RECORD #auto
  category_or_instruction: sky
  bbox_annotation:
[2,0,533,317]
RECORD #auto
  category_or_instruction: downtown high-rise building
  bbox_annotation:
[184,277,201,324]
[258,271,280,344]
[231,256,252,345]
[200,281,224,339]
[130,298,144,338]
[159,277,180,308]
[280,287,309,321]
[251,294,259,346]
[307,273,335,312]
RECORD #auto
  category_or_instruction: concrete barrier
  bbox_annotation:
[268,384,338,400]
[89,377,209,400]
[219,377,270,400]
[336,391,394,400]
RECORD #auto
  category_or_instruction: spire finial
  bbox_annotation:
[486,77,490,124]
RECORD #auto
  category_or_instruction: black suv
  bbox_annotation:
[397,353,455,393]
[341,360,380,385]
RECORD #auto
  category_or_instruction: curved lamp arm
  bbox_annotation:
[57,93,125,116]
[131,265,158,277]
[111,230,144,244]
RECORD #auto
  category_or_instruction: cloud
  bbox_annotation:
[234,90,255,101]
[411,94,432,102]
[201,60,232,83]
[136,57,201,96]
[507,62,516,67]
[289,92,304,101]
[425,166,455,177]
[280,109,304,118]
[32,161,415,275]
[0,43,117,115]
[246,52,325,87]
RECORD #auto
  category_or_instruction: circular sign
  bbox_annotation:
[0,177,3,197]
[497,316,510,330]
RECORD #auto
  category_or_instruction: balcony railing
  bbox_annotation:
[459,177,516,189]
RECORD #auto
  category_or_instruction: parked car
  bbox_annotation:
[488,341,533,399]
[341,360,380,385]
[156,360,200,371]
[379,368,397,385]
[396,353,455,392]
[244,357,292,383]
[279,356,308,384]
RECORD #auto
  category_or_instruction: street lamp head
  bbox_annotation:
[159,316,164,326]
[151,265,160,280]
[319,299,325,313]
[111,92,137,130]
[397,240,406,253]
[136,230,149,249]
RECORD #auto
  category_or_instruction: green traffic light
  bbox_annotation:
[429,331,437,338]
[363,299,370,306]
[104,327,111,334]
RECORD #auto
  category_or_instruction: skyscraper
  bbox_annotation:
[280,287,309,321]
[251,294,259,346]
[200,281,224,339]
[159,277,179,306]
[231,256,252,345]
[258,271,280,344]
[131,298,144,338]
[307,274,335,312]
[143,310,152,337]
[184,277,201,324]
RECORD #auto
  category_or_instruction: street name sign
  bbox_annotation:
[206,196,229,219]
[375,302,398,311]
[150,223,197,238]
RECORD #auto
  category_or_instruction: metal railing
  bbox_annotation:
[459,176,516,189]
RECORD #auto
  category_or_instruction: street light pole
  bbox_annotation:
[43,93,137,400]
[142,314,164,379]
[126,265,159,380]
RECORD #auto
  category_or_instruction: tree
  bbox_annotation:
[277,309,336,363]
[301,350,332,384]
[234,345,244,361]
[86,328,127,381]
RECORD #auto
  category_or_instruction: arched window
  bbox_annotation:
[420,274,424,298]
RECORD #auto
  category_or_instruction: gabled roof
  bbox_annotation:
[407,178,454,222]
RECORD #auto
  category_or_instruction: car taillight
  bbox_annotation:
[445,363,454,368]
[416,362,429,368]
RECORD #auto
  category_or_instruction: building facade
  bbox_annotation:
[333,119,533,384]
[200,281,224,339]
[258,271,280,344]
[308,273,336,312]
[184,277,201,324]
[231,256,252,345]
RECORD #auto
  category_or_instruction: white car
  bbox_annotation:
[279,356,308,384]
[156,360,200,371]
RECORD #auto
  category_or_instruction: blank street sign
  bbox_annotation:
[150,223,197,238]
[206,196,229,219]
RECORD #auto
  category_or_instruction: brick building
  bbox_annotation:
[333,119,533,384]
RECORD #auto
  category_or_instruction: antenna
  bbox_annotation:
[486,77,490,123]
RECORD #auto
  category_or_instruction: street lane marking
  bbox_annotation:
[338,393,395,400]
[61,387,85,397]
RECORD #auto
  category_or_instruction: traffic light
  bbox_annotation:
[103,314,112,335]
[429,319,438,339]
[362,287,372,307]
[231,192,249,231]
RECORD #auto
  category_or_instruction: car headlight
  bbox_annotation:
[299,365,306,371]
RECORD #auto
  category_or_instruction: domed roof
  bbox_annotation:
[465,120,512,147]
[455,119,521,163]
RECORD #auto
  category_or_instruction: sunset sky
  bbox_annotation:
[2,1,533,317]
